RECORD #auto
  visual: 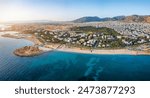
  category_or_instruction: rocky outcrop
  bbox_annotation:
[123,15,145,22]
[144,16,150,23]
[14,46,43,57]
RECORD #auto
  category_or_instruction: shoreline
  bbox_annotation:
[35,43,150,55]
[55,47,150,55]
[0,31,150,55]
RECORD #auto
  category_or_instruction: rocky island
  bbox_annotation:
[14,46,43,57]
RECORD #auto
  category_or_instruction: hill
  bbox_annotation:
[73,16,102,23]
[73,15,150,23]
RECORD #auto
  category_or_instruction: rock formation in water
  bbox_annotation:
[14,46,43,57]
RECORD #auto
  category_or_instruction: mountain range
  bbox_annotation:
[73,15,150,23]
[2,15,150,24]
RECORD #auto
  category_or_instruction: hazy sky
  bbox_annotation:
[0,0,150,22]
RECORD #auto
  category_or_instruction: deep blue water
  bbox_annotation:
[0,37,150,81]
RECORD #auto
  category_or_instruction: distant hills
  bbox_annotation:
[72,16,102,23]
[123,15,150,23]
[73,15,150,23]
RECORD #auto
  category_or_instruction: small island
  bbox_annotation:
[14,46,43,57]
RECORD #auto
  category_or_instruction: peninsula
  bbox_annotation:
[13,46,43,57]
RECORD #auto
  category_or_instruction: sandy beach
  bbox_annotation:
[56,46,150,55]
[41,43,150,55]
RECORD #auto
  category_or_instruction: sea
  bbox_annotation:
[0,37,150,81]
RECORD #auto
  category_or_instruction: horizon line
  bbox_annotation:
[1,14,150,23]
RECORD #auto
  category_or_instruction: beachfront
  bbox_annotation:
[0,31,150,56]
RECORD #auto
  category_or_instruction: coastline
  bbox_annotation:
[36,43,150,55]
[55,46,150,55]
[0,31,150,55]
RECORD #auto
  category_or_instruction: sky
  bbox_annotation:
[0,0,150,22]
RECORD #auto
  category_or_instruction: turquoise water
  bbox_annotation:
[0,37,150,81]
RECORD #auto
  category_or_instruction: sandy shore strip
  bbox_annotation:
[61,48,150,55]
[55,46,150,55]
[41,43,150,55]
